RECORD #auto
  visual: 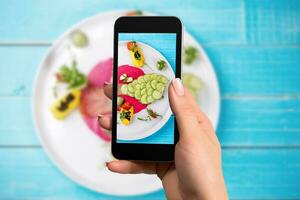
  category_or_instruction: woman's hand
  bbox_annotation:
[98,79,228,200]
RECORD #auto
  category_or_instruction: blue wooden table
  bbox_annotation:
[1,0,300,199]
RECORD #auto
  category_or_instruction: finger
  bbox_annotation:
[103,83,112,99]
[97,115,112,130]
[168,78,211,139]
[106,160,156,174]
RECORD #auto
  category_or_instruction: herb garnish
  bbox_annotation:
[184,46,199,65]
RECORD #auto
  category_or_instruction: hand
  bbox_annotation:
[98,79,228,200]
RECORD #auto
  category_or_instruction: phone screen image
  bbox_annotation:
[116,33,177,144]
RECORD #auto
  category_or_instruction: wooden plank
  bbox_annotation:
[1,46,299,96]
[0,46,48,96]
[0,0,244,44]
[0,148,300,199]
[245,0,300,45]
[1,97,299,146]
[205,45,300,95]
[0,148,164,199]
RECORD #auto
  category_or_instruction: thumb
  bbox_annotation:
[168,78,210,139]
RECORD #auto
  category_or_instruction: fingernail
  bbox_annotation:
[105,162,109,167]
[104,81,111,85]
[172,78,184,96]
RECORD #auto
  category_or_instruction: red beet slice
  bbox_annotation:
[118,94,147,113]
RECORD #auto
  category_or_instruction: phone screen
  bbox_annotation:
[116,33,177,144]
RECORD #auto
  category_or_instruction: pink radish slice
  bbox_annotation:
[80,57,113,142]
[118,94,147,113]
[80,85,111,118]
[88,58,113,87]
[117,65,144,84]
[83,115,111,142]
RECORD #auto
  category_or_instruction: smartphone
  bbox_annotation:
[112,16,182,161]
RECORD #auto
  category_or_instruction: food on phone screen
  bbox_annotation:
[119,73,133,83]
[127,41,145,67]
[51,89,81,119]
[156,59,166,70]
[120,73,168,105]
[120,102,134,125]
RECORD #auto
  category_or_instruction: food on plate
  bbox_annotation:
[88,58,113,87]
[137,108,162,121]
[119,102,134,125]
[182,73,203,98]
[156,59,166,70]
[127,41,145,67]
[147,108,162,119]
[125,10,143,16]
[56,60,87,89]
[118,65,145,84]
[120,73,168,105]
[80,85,111,118]
[70,30,88,47]
[183,46,199,65]
[81,58,113,142]
[51,89,81,119]
[117,97,124,106]
[119,73,133,83]
[118,94,147,113]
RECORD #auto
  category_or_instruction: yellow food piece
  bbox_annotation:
[120,107,134,125]
[51,89,81,120]
[130,47,144,67]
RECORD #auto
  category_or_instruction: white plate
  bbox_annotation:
[32,10,220,196]
[117,41,174,141]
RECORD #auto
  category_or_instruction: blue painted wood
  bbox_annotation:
[1,97,300,146]
[0,46,48,96]
[1,46,299,96]
[0,148,165,199]
[205,45,300,95]
[0,148,300,199]
[0,0,244,44]
[245,0,300,45]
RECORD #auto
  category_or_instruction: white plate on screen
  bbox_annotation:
[32,10,220,196]
[117,41,174,141]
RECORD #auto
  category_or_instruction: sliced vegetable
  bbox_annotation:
[156,59,166,70]
[51,89,81,119]
[70,30,88,47]
[184,46,198,65]
[182,73,203,99]
[127,41,144,67]
[117,97,124,106]
[120,73,168,105]
[137,116,152,121]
